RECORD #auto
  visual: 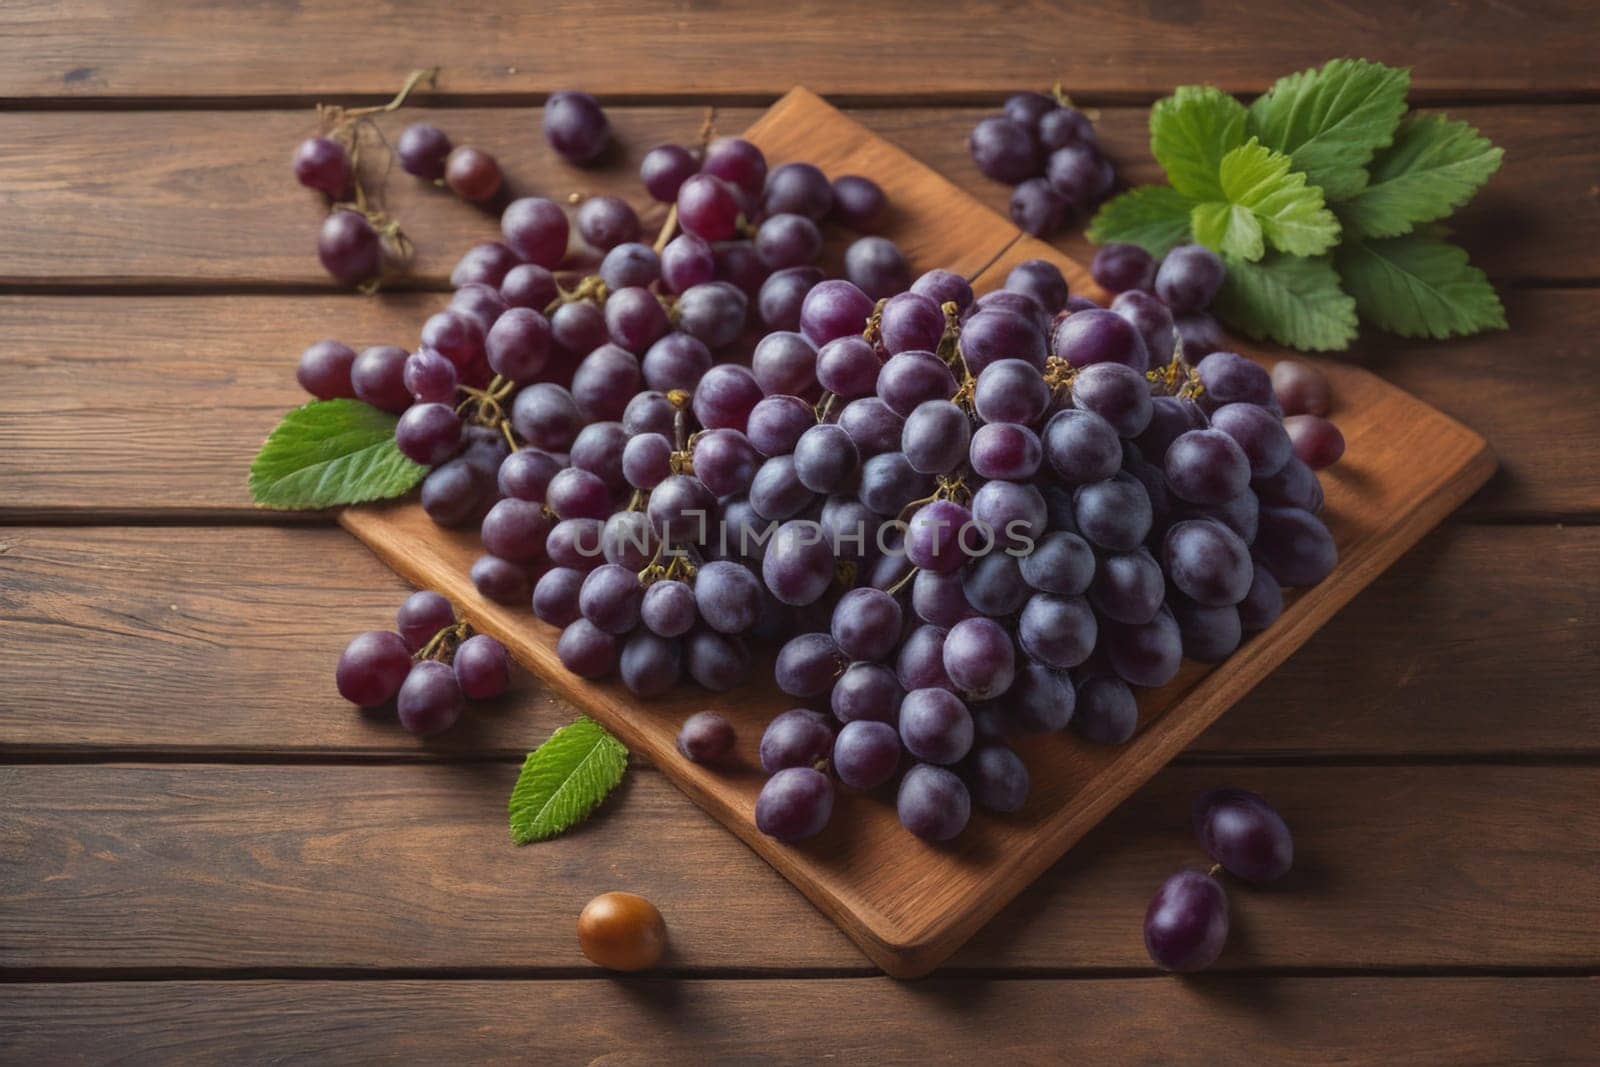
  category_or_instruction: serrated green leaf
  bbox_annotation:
[1337,113,1504,239]
[248,399,427,510]
[1192,200,1264,261]
[508,717,629,844]
[1335,235,1506,340]
[1215,139,1341,257]
[1213,253,1359,351]
[1086,185,1196,257]
[1247,58,1411,200]
[1150,86,1248,200]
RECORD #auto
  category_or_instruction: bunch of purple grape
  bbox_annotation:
[968,91,1117,238]
[1145,788,1295,972]
[335,591,511,735]
[752,251,1342,845]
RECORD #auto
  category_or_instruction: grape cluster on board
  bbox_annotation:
[308,93,1344,850]
[336,591,510,735]
[968,90,1119,239]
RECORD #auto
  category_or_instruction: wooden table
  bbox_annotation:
[2,3,1597,1061]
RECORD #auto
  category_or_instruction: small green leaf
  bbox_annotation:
[1149,86,1248,200]
[1337,113,1504,239]
[1213,252,1359,351]
[1086,185,1196,257]
[1217,139,1341,257]
[1088,185,1203,255]
[508,717,629,844]
[1192,201,1264,261]
[1335,235,1506,340]
[248,399,427,510]
[1247,58,1411,199]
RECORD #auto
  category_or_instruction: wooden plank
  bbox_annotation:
[1,524,1594,759]
[3,764,1597,972]
[3,523,1593,760]
[0,105,1590,287]
[3,978,1596,1064]
[3,1,1596,100]
[339,88,1495,979]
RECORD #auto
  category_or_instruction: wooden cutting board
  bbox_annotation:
[341,87,1494,978]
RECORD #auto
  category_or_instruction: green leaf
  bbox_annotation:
[1213,252,1359,351]
[248,399,427,510]
[1149,85,1248,200]
[508,717,629,844]
[1337,113,1504,239]
[1192,200,1264,261]
[1334,235,1506,339]
[1086,185,1196,257]
[1247,58,1411,200]
[1216,139,1341,257]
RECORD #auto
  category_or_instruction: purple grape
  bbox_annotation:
[556,618,619,678]
[1019,530,1095,596]
[762,519,835,606]
[1006,661,1075,733]
[660,233,716,294]
[1209,403,1292,477]
[1196,351,1274,408]
[394,402,461,464]
[641,331,713,394]
[831,587,902,661]
[833,720,900,790]
[751,331,819,399]
[396,591,454,653]
[747,395,816,458]
[1017,593,1097,669]
[546,467,611,521]
[684,628,751,691]
[577,195,639,251]
[1155,245,1226,313]
[293,136,351,198]
[397,122,452,180]
[571,421,630,492]
[640,143,699,202]
[911,269,974,312]
[678,710,736,763]
[599,242,662,291]
[604,286,670,353]
[793,423,859,493]
[1173,599,1242,662]
[397,659,465,736]
[1285,415,1345,470]
[1003,91,1057,127]
[1165,429,1252,506]
[647,474,716,544]
[1194,788,1294,884]
[1272,360,1332,417]
[543,90,611,164]
[1255,506,1337,587]
[844,236,910,300]
[830,661,904,725]
[510,383,581,452]
[1090,548,1164,625]
[902,400,972,475]
[897,763,971,841]
[1105,606,1183,688]
[297,339,357,400]
[533,567,586,627]
[641,579,698,638]
[619,631,682,697]
[1175,312,1226,365]
[800,279,874,347]
[546,518,605,571]
[831,174,886,230]
[501,263,559,311]
[1005,259,1070,314]
[959,309,1047,375]
[480,498,553,563]
[317,209,380,285]
[1073,674,1138,744]
[701,137,767,197]
[877,351,958,418]
[755,212,823,270]
[694,559,764,635]
[763,162,832,220]
[1075,472,1153,551]
[1111,290,1178,367]
[968,422,1041,481]
[451,242,521,290]
[454,633,509,699]
[571,344,641,422]
[1053,307,1150,371]
[967,743,1030,813]
[1237,560,1284,632]
[1092,243,1156,292]
[838,398,905,457]
[1144,868,1229,972]
[969,116,1038,183]
[579,563,643,634]
[756,766,834,841]
[1039,107,1096,150]
[899,687,974,764]
[677,174,742,242]
[444,146,502,203]
[674,281,747,349]
[758,265,824,331]
[943,617,1015,700]
[420,460,488,528]
[420,310,486,372]
[501,197,570,268]
[1046,143,1100,204]
[336,630,412,706]
[1044,408,1122,485]
[876,292,943,355]
[973,359,1049,427]
[1010,177,1068,236]
[471,554,531,605]
[485,307,552,382]
[775,634,845,698]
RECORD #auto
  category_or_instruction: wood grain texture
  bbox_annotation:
[4,764,1597,973]
[339,89,1493,977]
[3,0,1596,100]
[3,525,1593,759]
[3,977,1596,1064]
[1,104,1586,288]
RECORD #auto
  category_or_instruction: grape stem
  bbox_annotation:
[414,620,473,665]
[883,564,918,598]
[652,203,679,253]
[543,273,609,316]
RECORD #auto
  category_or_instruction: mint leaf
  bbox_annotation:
[1213,253,1358,351]
[1086,185,1196,256]
[1337,113,1504,239]
[1217,139,1340,257]
[508,717,629,844]
[1192,200,1264,261]
[1335,235,1506,339]
[248,399,427,510]
[1150,86,1248,200]
[1247,58,1411,200]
